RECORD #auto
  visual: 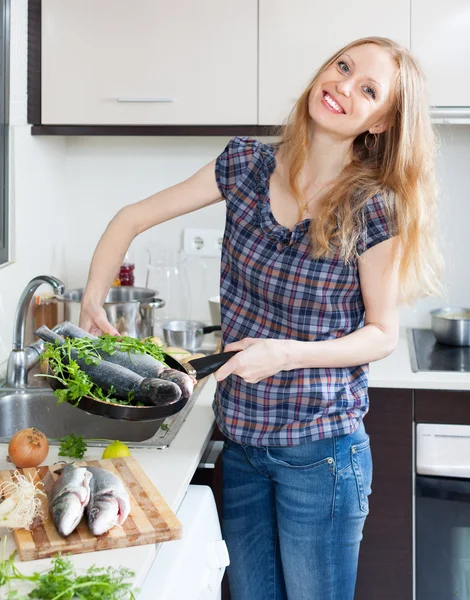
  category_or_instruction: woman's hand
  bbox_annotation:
[214,338,292,384]
[79,303,121,337]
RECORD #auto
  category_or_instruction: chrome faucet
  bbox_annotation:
[6,275,65,387]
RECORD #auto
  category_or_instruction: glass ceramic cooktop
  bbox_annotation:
[408,328,470,373]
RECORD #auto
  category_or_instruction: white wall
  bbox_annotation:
[401,124,470,326]
[63,136,227,323]
[1,0,470,365]
[0,0,68,359]
[63,126,470,328]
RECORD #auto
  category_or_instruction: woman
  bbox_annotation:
[79,37,441,600]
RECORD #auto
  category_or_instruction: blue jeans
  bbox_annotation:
[222,421,372,600]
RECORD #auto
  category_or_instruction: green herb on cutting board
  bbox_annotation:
[0,545,137,599]
[58,434,88,460]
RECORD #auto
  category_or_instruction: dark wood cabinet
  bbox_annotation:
[355,388,414,600]
[415,389,470,424]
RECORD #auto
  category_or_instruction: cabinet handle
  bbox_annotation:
[116,97,175,103]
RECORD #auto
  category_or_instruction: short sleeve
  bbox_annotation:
[215,136,258,200]
[357,192,398,256]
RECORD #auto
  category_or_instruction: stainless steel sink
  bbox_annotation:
[0,383,206,449]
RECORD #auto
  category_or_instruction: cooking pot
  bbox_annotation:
[431,307,470,346]
[162,320,222,352]
[56,287,165,338]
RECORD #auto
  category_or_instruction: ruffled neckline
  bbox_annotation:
[254,142,311,250]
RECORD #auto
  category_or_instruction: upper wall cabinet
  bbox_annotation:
[258,0,410,125]
[411,0,470,109]
[41,0,257,125]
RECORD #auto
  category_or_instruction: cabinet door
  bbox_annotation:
[411,0,470,107]
[42,0,257,125]
[355,388,413,600]
[259,0,410,125]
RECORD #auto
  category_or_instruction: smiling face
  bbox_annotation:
[308,43,398,139]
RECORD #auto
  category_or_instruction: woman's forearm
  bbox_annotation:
[285,323,399,370]
[82,207,137,307]
[81,160,222,310]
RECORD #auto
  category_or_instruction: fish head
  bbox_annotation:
[87,496,120,536]
[158,369,194,399]
[52,493,84,537]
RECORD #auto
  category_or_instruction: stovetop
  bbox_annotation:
[408,328,470,373]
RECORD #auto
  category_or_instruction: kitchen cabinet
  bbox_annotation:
[354,388,413,600]
[190,426,229,599]
[258,0,410,125]
[40,0,257,125]
[411,0,470,109]
[415,389,470,424]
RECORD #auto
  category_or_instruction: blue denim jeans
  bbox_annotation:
[222,421,372,600]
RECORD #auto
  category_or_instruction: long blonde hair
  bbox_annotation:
[279,36,442,304]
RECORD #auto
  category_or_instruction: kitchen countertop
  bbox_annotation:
[0,375,218,595]
[369,328,470,390]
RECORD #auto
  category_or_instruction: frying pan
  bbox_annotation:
[47,350,238,422]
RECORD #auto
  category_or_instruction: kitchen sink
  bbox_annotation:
[0,383,206,449]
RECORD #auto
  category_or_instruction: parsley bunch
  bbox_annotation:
[0,551,137,599]
[58,434,88,460]
[96,334,167,364]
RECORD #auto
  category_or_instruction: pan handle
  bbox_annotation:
[201,325,222,335]
[188,351,239,380]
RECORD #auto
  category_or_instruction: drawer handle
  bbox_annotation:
[116,97,175,103]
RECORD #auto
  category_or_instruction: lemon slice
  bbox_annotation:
[102,440,131,459]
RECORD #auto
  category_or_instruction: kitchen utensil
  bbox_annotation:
[145,245,207,332]
[5,457,182,561]
[162,320,222,352]
[431,307,470,346]
[47,349,237,421]
[56,287,165,338]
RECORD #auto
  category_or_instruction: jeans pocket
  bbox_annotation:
[351,438,373,514]
[265,444,335,471]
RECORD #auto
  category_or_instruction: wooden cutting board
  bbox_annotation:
[0,456,182,561]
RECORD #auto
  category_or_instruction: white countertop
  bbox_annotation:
[0,375,218,595]
[369,328,470,390]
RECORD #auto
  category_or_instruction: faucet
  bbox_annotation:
[6,275,66,387]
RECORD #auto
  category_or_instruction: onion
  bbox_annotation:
[8,428,49,468]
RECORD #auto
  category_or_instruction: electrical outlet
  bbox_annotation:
[183,228,224,257]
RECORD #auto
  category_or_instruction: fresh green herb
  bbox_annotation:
[96,334,167,364]
[159,423,169,432]
[0,546,137,600]
[37,335,167,408]
[58,434,88,460]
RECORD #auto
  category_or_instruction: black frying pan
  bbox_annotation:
[47,351,238,422]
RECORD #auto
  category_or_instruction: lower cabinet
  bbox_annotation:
[355,388,413,600]
[193,388,414,600]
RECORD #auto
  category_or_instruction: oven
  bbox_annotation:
[416,423,470,599]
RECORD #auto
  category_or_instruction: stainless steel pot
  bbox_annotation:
[56,287,165,338]
[431,307,470,346]
[162,320,222,352]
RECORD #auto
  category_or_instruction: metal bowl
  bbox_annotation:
[161,320,221,352]
[431,307,470,346]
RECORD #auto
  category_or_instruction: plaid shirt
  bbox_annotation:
[213,137,395,446]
